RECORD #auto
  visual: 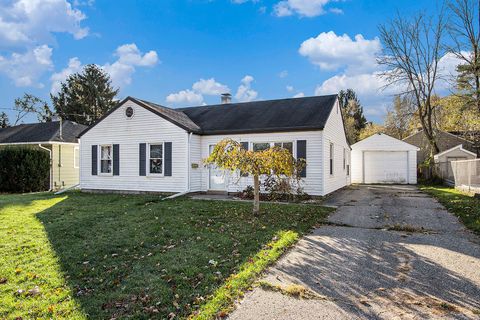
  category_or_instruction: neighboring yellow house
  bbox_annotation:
[0,120,87,190]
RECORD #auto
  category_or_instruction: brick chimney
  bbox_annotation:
[221,93,232,104]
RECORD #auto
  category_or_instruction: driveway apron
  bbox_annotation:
[228,185,480,320]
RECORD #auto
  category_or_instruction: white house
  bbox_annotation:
[78,94,351,196]
[351,133,419,184]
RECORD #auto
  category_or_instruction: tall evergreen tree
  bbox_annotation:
[0,112,9,128]
[51,64,119,125]
[338,89,368,143]
[448,0,480,114]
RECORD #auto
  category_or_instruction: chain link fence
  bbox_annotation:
[451,159,480,194]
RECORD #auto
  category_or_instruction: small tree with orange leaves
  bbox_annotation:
[204,138,305,214]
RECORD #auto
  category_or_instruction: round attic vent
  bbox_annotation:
[125,106,134,118]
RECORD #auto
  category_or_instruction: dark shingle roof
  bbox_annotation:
[79,94,338,137]
[0,120,87,144]
[177,95,338,135]
[137,98,201,132]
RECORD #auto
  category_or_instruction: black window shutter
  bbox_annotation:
[91,145,98,175]
[139,143,146,176]
[297,140,307,178]
[164,142,172,176]
[240,142,249,177]
[113,144,120,176]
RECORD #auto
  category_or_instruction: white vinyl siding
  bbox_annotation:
[199,131,325,196]
[80,100,188,193]
[351,133,418,184]
[322,100,351,195]
[189,134,202,192]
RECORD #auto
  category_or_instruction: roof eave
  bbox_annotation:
[199,126,325,136]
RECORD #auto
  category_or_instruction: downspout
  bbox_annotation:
[38,144,53,191]
[186,132,192,192]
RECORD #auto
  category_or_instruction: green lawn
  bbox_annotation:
[420,185,480,235]
[0,192,332,319]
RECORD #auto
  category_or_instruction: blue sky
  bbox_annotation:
[0,0,444,124]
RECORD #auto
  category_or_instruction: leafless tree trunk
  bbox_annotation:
[253,175,260,215]
[448,0,480,114]
[378,10,447,156]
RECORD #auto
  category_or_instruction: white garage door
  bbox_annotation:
[364,151,408,184]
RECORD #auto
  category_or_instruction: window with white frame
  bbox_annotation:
[100,145,112,174]
[252,142,270,152]
[74,146,79,168]
[274,142,293,154]
[253,142,294,154]
[343,147,346,170]
[329,143,334,175]
[149,143,163,174]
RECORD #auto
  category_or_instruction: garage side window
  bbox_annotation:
[330,143,334,175]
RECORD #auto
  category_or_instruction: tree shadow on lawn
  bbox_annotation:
[263,226,480,319]
[35,192,330,319]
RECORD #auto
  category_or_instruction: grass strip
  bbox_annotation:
[420,185,480,235]
[190,230,299,320]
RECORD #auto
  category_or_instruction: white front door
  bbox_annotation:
[209,145,226,190]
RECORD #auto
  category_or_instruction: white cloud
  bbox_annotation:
[192,78,230,95]
[114,43,158,67]
[235,75,258,102]
[286,85,294,92]
[166,89,204,105]
[279,70,288,78]
[50,57,82,93]
[0,0,89,48]
[274,0,338,18]
[166,77,230,106]
[315,72,404,118]
[102,43,159,88]
[299,31,381,74]
[301,31,464,120]
[329,7,343,14]
[293,92,305,98]
[50,43,158,92]
[0,44,53,87]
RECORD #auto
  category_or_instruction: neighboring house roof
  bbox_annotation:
[403,130,478,162]
[0,120,87,144]
[352,133,420,151]
[78,94,339,137]
[433,144,478,160]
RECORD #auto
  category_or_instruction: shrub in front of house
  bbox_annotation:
[0,147,50,193]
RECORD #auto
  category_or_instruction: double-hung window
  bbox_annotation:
[329,143,334,175]
[100,145,112,174]
[149,143,164,175]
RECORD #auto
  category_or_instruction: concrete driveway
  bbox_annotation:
[229,185,480,320]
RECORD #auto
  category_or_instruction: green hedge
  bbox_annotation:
[0,147,50,193]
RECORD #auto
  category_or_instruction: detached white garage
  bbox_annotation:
[351,133,419,184]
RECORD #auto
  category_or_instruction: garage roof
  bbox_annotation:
[352,133,420,151]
